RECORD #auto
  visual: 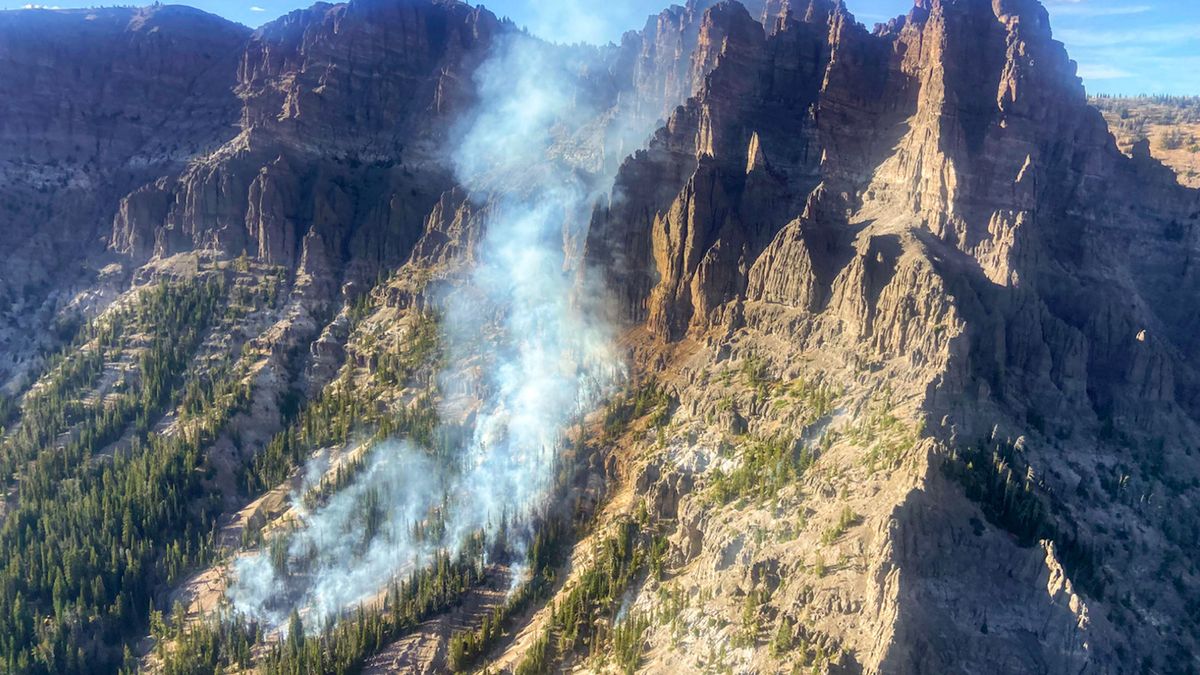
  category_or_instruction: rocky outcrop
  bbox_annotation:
[236,0,500,159]
[0,4,248,267]
[0,5,249,388]
[586,0,1200,671]
[0,6,246,166]
[586,0,854,339]
[109,0,504,306]
[105,0,763,312]
[618,0,779,132]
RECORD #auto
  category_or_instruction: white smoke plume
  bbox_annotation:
[510,0,646,45]
[228,442,446,626]
[227,18,657,631]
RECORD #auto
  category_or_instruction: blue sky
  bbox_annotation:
[10,0,1199,94]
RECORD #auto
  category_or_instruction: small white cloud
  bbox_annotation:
[1077,64,1134,80]
[249,5,266,11]
[1058,25,1200,48]
[22,3,63,8]
[1049,3,1152,17]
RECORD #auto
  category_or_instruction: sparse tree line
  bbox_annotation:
[941,441,1105,599]
[240,309,443,499]
[1090,94,1200,151]
[0,274,275,674]
[511,519,648,675]
[256,541,486,675]
[157,518,576,675]
[446,517,570,672]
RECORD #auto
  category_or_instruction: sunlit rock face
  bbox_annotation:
[585,0,1200,671]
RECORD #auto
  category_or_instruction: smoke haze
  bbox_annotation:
[226,24,657,631]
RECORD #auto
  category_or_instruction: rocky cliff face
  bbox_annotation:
[1,0,1198,674]
[0,5,248,388]
[111,0,505,289]
[585,0,1200,672]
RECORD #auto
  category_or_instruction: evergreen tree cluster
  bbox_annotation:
[943,442,1105,598]
[514,519,647,675]
[0,276,267,673]
[258,540,485,675]
[706,434,816,506]
[447,518,569,672]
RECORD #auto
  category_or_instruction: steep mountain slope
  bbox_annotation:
[586,0,1200,672]
[0,1,738,672]
[0,5,249,390]
[0,0,1197,674]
